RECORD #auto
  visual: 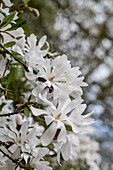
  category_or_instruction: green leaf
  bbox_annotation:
[7,90,25,97]
[5,20,27,31]
[65,125,72,131]
[1,11,16,28]
[10,62,21,66]
[16,104,23,107]
[48,42,52,52]
[6,67,15,89]
[11,50,29,72]
[11,50,25,64]
[24,107,29,117]
[4,41,16,48]
[24,0,31,3]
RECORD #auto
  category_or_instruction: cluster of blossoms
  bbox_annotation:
[0,0,101,169]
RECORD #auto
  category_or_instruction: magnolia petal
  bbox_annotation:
[39,93,55,110]
[38,35,47,48]
[20,121,28,142]
[83,111,94,118]
[27,128,36,139]
[35,148,49,161]
[52,84,60,100]
[61,140,71,161]
[25,72,38,80]
[57,151,61,165]
[30,106,47,116]
[32,85,45,97]
[57,125,67,143]
[45,116,54,125]
[8,144,18,153]
[41,122,57,146]
[62,97,83,115]
[27,34,37,48]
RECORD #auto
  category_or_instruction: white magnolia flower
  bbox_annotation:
[0,120,40,155]
[31,93,94,146]
[29,55,87,100]
[22,148,52,170]
[24,34,49,70]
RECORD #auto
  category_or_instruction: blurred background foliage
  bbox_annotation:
[11,0,113,169]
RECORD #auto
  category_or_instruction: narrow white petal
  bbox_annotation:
[83,111,94,118]
[38,35,47,48]
[35,148,49,161]
[27,34,37,47]
[32,85,45,97]
[20,121,28,140]
[8,144,18,153]
[57,126,67,143]
[45,116,54,125]
[39,93,55,110]
[30,106,47,116]
[61,140,71,161]
[41,122,57,146]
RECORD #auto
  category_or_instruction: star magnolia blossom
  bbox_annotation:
[31,93,95,146]
[25,34,49,70]
[0,120,40,154]
[23,148,52,170]
[26,55,87,100]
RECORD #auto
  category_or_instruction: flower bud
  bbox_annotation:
[32,8,40,17]
[16,114,22,126]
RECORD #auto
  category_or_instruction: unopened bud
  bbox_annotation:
[32,8,40,17]
[16,114,22,126]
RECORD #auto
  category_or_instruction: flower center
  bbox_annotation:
[55,113,62,120]
[49,76,55,82]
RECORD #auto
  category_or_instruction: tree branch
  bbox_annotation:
[0,103,27,117]
[0,148,32,169]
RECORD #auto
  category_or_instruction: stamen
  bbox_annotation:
[49,76,55,82]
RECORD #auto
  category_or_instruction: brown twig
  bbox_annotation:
[0,103,27,117]
[0,148,32,169]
